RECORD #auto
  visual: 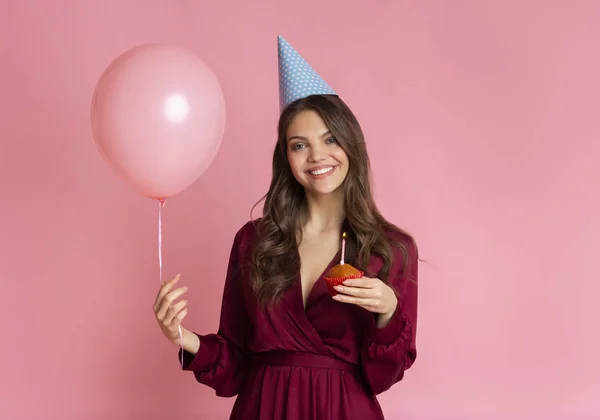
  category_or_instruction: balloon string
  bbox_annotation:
[159,200,163,284]
[158,199,183,368]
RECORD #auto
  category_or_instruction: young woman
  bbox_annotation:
[153,37,418,420]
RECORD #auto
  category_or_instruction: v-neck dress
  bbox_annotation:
[179,220,419,419]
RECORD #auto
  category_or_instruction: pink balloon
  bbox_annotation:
[91,43,226,200]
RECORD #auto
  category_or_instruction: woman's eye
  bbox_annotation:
[326,137,337,144]
[292,143,305,150]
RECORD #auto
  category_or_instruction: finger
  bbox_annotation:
[157,286,188,319]
[162,300,187,325]
[332,293,376,308]
[156,286,188,319]
[342,277,379,288]
[153,273,180,310]
[333,285,381,298]
[170,307,188,328]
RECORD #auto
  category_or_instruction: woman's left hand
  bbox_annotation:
[332,277,397,316]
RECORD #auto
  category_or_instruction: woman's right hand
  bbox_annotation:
[153,273,189,345]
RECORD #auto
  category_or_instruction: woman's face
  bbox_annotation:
[285,110,349,196]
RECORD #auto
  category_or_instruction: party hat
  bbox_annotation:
[278,35,336,110]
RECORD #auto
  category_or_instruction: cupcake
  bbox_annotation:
[324,232,364,296]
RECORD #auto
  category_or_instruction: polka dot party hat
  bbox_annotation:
[278,35,337,111]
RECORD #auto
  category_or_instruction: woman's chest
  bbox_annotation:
[297,231,341,308]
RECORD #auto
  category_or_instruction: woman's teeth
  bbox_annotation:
[310,167,333,175]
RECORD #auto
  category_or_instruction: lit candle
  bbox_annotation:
[341,232,346,265]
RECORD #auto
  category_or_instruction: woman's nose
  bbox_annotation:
[308,144,326,161]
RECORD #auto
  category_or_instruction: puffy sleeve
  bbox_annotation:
[360,236,419,395]
[178,223,254,398]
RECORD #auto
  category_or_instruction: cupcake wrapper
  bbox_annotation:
[324,270,364,296]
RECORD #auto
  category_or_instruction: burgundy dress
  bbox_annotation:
[179,220,418,419]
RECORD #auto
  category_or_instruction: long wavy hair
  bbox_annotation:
[250,94,415,304]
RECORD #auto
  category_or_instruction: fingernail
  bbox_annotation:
[343,280,351,285]
[334,285,343,291]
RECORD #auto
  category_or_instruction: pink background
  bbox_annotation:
[1,1,599,419]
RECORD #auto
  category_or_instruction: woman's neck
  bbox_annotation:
[301,189,345,235]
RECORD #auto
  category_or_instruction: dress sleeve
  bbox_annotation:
[360,237,419,395]
[178,224,253,398]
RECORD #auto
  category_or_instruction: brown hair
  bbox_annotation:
[250,94,415,304]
